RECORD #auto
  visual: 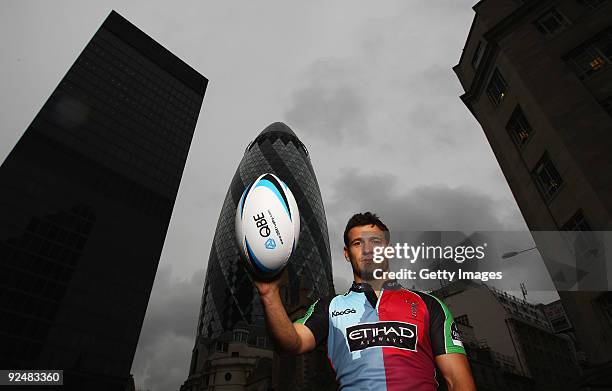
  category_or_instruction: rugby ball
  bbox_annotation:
[235,173,300,279]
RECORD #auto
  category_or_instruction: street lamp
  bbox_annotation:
[501,246,538,302]
[501,246,537,260]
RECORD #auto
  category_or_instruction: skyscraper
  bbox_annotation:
[0,10,207,391]
[182,122,336,390]
[453,0,612,387]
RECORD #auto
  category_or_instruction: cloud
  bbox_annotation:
[327,170,512,232]
[130,265,204,391]
[320,171,559,300]
[284,58,369,143]
[322,170,524,287]
[280,0,494,195]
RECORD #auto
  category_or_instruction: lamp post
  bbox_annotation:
[501,246,538,302]
[501,246,537,260]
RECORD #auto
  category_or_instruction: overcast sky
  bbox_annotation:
[0,1,562,390]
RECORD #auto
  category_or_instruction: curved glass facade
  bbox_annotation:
[195,122,334,340]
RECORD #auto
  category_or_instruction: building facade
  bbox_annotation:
[539,299,573,333]
[453,0,612,388]
[433,281,580,391]
[181,122,336,391]
[0,11,207,391]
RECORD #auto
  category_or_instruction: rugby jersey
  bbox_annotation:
[295,280,465,391]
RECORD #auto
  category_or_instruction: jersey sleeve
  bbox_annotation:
[294,296,330,347]
[428,294,466,356]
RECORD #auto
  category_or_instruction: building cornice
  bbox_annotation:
[102,10,208,96]
[457,0,553,112]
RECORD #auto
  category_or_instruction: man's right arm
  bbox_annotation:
[255,280,317,355]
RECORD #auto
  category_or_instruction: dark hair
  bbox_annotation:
[343,212,390,247]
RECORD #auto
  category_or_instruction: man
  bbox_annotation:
[255,212,476,390]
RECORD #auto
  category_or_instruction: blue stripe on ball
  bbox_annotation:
[245,237,278,273]
[255,179,290,220]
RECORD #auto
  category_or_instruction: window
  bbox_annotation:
[578,0,609,9]
[595,293,612,327]
[233,330,248,343]
[455,314,470,326]
[551,318,570,330]
[215,341,228,352]
[486,69,508,106]
[300,141,310,156]
[600,96,612,116]
[256,336,267,348]
[535,8,571,36]
[471,41,485,68]
[506,106,533,148]
[562,209,591,232]
[532,153,563,202]
[565,28,612,78]
[561,210,600,258]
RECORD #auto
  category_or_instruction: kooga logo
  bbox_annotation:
[332,308,356,317]
[346,321,418,352]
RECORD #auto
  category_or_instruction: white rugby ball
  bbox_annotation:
[235,173,300,279]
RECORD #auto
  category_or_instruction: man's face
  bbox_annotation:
[344,224,389,281]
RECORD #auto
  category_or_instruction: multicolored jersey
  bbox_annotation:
[295,280,465,391]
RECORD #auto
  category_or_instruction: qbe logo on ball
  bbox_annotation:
[235,173,300,280]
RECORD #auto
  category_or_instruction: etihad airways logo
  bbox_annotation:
[332,308,357,317]
[346,321,418,352]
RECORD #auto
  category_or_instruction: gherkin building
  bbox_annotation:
[181,122,336,391]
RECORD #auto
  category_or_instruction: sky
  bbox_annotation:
[0,1,561,390]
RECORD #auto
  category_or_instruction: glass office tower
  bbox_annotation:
[0,10,207,391]
[183,122,336,390]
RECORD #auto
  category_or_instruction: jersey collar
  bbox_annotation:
[349,279,402,293]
